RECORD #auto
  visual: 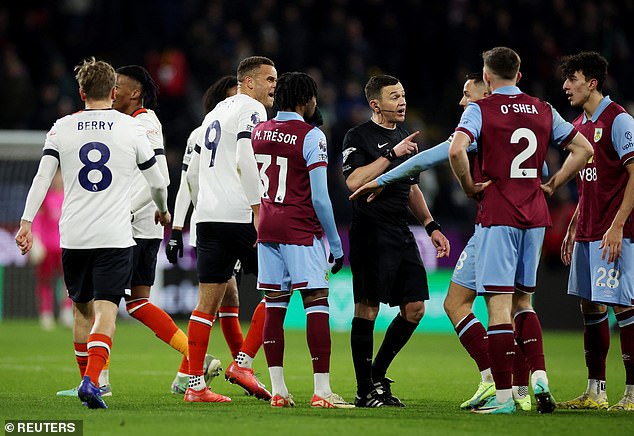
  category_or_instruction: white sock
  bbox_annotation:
[624,384,634,396]
[481,368,493,383]
[268,366,288,397]
[98,369,109,387]
[587,379,606,398]
[496,388,513,403]
[512,385,528,399]
[531,370,548,390]
[314,373,332,398]
[176,372,189,378]
[188,375,205,391]
[235,352,253,369]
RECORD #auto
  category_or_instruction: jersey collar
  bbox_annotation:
[274,111,304,121]
[492,85,521,95]
[582,95,612,124]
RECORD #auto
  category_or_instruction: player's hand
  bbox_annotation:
[600,225,623,263]
[392,131,419,158]
[155,209,171,226]
[560,229,575,266]
[328,252,344,275]
[540,180,555,197]
[465,180,492,201]
[166,229,184,265]
[349,179,383,202]
[430,230,450,258]
[15,220,33,255]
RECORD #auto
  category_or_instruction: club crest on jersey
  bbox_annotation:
[251,112,261,125]
[594,128,603,142]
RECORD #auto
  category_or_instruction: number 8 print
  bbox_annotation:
[78,142,112,192]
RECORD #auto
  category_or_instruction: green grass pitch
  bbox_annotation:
[0,320,632,435]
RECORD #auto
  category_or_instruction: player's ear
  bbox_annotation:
[110,87,116,101]
[79,88,87,101]
[516,71,522,84]
[370,100,379,112]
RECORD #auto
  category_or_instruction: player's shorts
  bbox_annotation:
[568,239,634,307]
[451,226,479,292]
[349,221,429,307]
[196,221,257,283]
[257,237,329,292]
[131,238,161,287]
[62,247,133,304]
[475,225,545,294]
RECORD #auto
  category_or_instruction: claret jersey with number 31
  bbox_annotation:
[43,108,157,249]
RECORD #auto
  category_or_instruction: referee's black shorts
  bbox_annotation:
[349,221,429,307]
[62,247,134,305]
[131,238,161,287]
[196,221,257,283]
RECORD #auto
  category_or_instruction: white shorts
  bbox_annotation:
[568,239,634,307]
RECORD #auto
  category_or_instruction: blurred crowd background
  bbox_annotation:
[2,0,634,266]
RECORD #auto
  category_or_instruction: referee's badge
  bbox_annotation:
[594,128,603,142]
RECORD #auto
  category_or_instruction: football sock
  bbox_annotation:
[305,296,331,374]
[314,373,332,398]
[73,342,88,378]
[187,310,215,377]
[98,368,109,387]
[487,324,514,390]
[512,385,529,400]
[512,340,530,386]
[583,311,610,381]
[625,384,634,396]
[268,366,289,397]
[587,378,606,398]
[514,310,545,372]
[351,317,375,393]
[531,370,549,389]
[372,314,417,381]
[616,308,634,385]
[218,305,243,359]
[127,298,188,355]
[178,356,189,375]
[263,294,290,368]
[235,351,253,369]
[455,313,490,372]
[85,333,111,387]
[496,389,513,404]
[188,375,205,391]
[242,299,266,359]
[481,368,494,384]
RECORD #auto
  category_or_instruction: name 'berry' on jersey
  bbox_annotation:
[252,118,326,245]
[460,93,568,228]
[573,100,634,241]
[43,109,156,248]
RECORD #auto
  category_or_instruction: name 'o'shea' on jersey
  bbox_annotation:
[456,88,577,228]
[252,116,327,245]
[573,97,634,241]
[43,109,157,249]
[193,94,267,223]
[130,108,166,239]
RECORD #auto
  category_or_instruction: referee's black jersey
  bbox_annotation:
[342,121,419,227]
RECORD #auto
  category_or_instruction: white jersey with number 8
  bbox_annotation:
[43,108,157,249]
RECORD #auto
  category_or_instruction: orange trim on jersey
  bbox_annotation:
[132,108,148,118]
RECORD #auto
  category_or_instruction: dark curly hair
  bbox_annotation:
[116,65,159,110]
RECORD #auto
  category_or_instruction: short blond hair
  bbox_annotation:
[74,57,116,100]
